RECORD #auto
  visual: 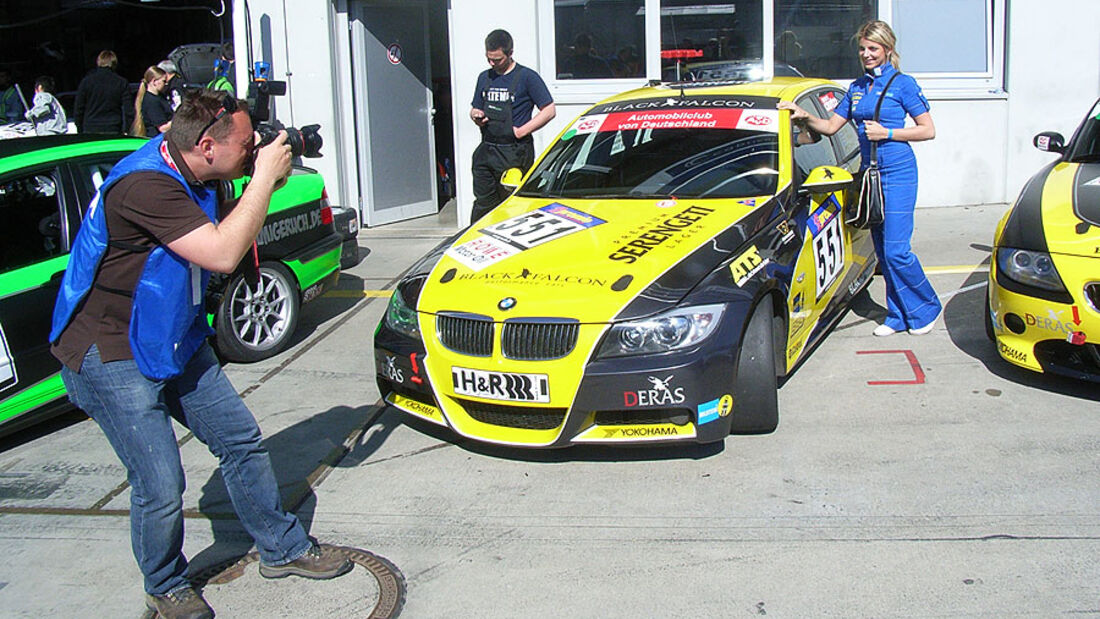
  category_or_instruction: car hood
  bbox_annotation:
[1000,161,1100,256]
[416,195,772,323]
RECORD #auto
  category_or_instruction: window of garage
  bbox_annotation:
[543,0,1005,100]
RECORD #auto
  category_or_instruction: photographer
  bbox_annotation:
[49,90,351,619]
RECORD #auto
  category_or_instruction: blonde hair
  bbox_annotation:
[131,66,167,137]
[856,20,901,70]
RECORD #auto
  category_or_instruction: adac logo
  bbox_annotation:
[742,113,772,126]
[623,375,686,407]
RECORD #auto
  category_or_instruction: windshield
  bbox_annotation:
[1067,100,1100,163]
[518,107,780,200]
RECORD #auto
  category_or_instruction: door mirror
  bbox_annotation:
[499,168,524,190]
[799,165,852,195]
[1033,131,1065,154]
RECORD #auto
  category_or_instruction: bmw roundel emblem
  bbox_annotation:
[498,297,517,311]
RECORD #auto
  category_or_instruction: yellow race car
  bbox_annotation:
[374,78,877,447]
[987,98,1100,381]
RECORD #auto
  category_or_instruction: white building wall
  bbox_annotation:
[233,0,353,209]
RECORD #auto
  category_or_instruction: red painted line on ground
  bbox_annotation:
[856,349,926,385]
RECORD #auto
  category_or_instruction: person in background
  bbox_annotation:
[24,75,68,135]
[157,59,187,111]
[207,41,236,95]
[74,50,130,134]
[131,65,172,137]
[778,19,939,337]
[469,28,555,223]
[51,90,353,619]
[0,70,27,124]
[560,33,613,79]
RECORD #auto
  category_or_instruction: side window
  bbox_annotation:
[792,94,838,179]
[72,155,125,213]
[0,170,64,274]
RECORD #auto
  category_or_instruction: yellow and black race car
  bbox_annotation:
[374,78,877,447]
[986,98,1100,381]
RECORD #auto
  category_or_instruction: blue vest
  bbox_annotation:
[50,135,218,379]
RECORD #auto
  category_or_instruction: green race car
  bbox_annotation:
[0,134,342,436]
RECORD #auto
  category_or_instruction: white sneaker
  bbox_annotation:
[909,311,941,335]
[873,324,898,337]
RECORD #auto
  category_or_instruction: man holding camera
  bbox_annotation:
[50,90,351,619]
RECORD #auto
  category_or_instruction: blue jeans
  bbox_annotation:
[62,343,311,595]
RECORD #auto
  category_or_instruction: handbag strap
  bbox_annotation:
[869,71,901,164]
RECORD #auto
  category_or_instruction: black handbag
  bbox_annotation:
[846,72,900,230]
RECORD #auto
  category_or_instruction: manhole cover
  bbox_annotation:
[142,545,404,618]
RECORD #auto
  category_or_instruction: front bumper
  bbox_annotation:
[989,253,1100,382]
[374,313,745,448]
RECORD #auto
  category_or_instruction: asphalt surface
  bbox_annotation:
[1,202,1098,618]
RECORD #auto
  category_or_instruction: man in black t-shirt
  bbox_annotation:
[469,29,555,223]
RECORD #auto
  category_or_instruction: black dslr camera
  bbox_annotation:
[247,76,322,158]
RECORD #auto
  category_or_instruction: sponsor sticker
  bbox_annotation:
[730,245,769,287]
[457,268,610,289]
[447,204,605,271]
[446,235,520,271]
[697,394,733,425]
[574,423,695,442]
[382,356,404,383]
[623,375,686,407]
[256,210,323,246]
[568,108,779,134]
[1024,310,1079,335]
[609,205,715,264]
[998,341,1028,363]
[818,91,839,112]
[388,393,446,425]
[451,367,550,403]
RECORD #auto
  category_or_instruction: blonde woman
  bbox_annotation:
[131,66,172,137]
[779,20,939,337]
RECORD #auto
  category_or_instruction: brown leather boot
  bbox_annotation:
[144,586,214,619]
[258,543,353,580]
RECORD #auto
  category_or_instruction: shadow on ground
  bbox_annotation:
[945,266,1099,402]
[187,402,397,576]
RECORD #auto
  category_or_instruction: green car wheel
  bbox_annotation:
[214,262,301,362]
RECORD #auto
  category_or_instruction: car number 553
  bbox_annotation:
[813,214,845,298]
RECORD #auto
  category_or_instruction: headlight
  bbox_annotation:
[597,304,724,358]
[996,248,1067,293]
[384,286,421,339]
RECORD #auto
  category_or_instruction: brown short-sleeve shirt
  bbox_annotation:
[51,140,219,372]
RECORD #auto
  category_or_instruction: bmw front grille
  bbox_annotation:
[436,314,579,360]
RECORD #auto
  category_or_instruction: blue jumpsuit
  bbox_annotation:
[837,63,941,331]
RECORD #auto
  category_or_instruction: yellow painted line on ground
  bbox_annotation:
[925,265,987,275]
[324,289,393,298]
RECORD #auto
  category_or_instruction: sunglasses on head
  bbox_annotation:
[194,94,240,146]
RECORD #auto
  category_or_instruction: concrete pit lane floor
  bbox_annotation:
[0,203,1098,617]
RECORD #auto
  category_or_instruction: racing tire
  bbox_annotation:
[214,262,301,363]
[729,295,779,434]
[983,286,995,342]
